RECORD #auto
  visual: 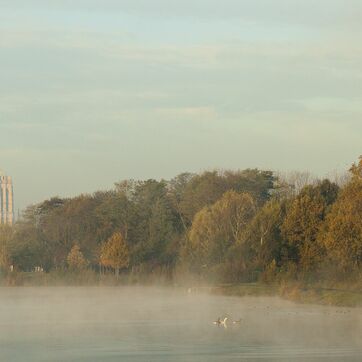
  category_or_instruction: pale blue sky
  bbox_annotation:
[1,0,361,210]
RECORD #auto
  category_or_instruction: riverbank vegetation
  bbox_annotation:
[0,157,361,305]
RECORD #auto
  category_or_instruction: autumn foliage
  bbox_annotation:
[100,232,130,276]
[67,244,88,271]
[0,160,361,285]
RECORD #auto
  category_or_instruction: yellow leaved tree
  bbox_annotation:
[321,157,362,274]
[67,244,88,271]
[100,232,130,277]
[185,191,256,272]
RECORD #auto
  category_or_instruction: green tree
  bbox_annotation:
[168,172,195,231]
[11,208,49,271]
[30,196,97,269]
[0,225,13,271]
[179,169,275,224]
[95,191,135,247]
[129,179,182,271]
[223,169,276,206]
[179,171,227,224]
[142,197,180,266]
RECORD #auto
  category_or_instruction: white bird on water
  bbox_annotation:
[213,317,228,327]
[213,317,221,325]
[220,317,228,326]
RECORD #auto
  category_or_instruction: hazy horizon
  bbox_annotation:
[1,0,361,210]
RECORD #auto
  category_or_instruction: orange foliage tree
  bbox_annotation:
[321,157,362,274]
[100,232,130,277]
[67,244,88,271]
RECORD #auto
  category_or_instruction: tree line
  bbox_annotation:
[0,157,361,284]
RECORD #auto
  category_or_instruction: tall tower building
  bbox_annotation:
[0,173,14,225]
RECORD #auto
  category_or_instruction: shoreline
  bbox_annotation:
[210,283,362,308]
[1,272,362,308]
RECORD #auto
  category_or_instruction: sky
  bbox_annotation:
[1,0,361,211]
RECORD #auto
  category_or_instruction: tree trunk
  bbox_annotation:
[115,267,120,279]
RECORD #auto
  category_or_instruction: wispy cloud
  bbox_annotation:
[1,0,361,209]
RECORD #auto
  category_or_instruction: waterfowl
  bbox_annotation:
[220,317,228,326]
[213,317,228,326]
[213,317,221,325]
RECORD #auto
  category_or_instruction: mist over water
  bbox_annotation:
[0,287,361,361]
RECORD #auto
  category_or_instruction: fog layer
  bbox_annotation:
[0,287,361,361]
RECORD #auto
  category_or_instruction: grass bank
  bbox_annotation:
[0,270,125,287]
[211,283,362,307]
[2,271,362,308]
[0,269,173,287]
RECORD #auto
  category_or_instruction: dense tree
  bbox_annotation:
[2,161,361,285]
[223,169,275,205]
[179,171,227,224]
[185,191,256,275]
[0,225,13,271]
[127,179,183,271]
[168,172,195,231]
[10,208,49,271]
[321,158,362,274]
[281,180,339,274]
[95,191,135,246]
[245,199,285,269]
[179,169,275,224]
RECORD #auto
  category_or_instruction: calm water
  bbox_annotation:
[0,287,361,361]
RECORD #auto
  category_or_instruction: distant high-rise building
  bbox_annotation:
[0,173,14,225]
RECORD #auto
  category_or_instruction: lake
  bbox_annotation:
[0,287,361,361]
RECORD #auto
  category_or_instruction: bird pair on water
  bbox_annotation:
[213,317,242,326]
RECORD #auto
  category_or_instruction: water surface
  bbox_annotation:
[0,287,361,361]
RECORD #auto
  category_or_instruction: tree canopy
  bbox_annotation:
[1,160,361,284]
